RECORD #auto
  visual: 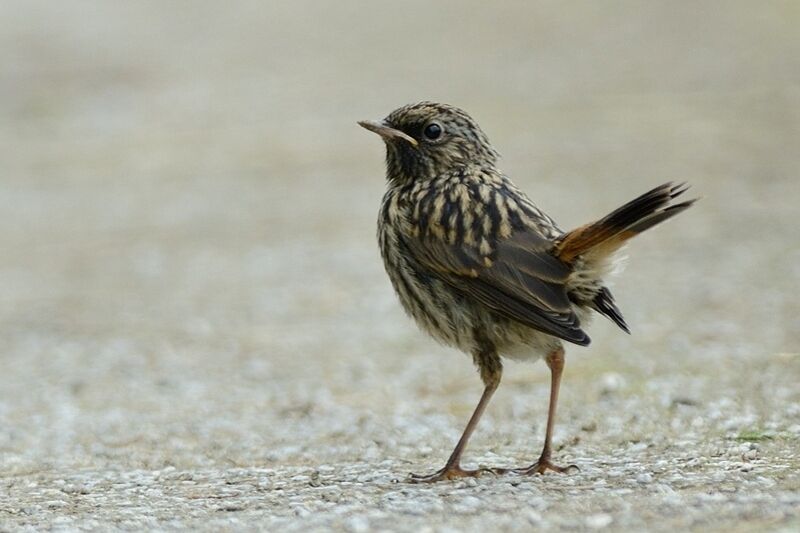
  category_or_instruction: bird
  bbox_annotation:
[358,102,695,482]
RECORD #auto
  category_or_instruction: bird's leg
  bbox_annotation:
[493,347,578,476]
[409,352,501,483]
[519,347,578,474]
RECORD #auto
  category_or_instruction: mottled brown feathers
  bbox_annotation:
[365,103,694,353]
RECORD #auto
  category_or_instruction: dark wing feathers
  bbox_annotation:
[401,228,591,346]
[486,257,570,312]
[498,231,571,283]
[591,286,629,334]
[397,181,695,344]
[462,278,588,345]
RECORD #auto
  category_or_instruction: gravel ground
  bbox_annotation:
[2,1,799,531]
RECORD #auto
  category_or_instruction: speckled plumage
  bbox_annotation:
[378,166,573,368]
[360,102,695,481]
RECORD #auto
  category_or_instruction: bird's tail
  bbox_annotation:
[554,182,696,263]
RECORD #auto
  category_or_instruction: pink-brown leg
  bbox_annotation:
[493,348,578,475]
[409,366,501,483]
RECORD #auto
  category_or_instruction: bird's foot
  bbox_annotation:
[490,457,579,476]
[408,464,492,483]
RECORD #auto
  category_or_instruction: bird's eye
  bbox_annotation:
[423,122,443,141]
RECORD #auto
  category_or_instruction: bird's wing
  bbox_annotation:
[401,226,590,346]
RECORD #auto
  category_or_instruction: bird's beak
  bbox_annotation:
[358,120,418,147]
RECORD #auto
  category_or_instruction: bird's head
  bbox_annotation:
[359,102,499,185]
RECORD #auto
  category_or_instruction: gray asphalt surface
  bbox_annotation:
[1,1,799,531]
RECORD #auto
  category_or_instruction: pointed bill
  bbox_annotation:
[358,120,418,147]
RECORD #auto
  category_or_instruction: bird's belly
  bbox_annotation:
[382,247,582,360]
[387,261,567,361]
[490,318,561,362]
[491,304,594,361]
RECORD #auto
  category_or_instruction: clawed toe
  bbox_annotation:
[409,458,579,481]
[515,460,580,475]
[489,460,579,476]
[408,465,493,483]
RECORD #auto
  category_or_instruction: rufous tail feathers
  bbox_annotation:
[555,182,696,263]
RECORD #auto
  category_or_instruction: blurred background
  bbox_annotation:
[1,0,798,528]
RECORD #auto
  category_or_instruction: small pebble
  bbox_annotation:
[454,496,482,513]
[293,506,311,517]
[586,513,613,529]
[581,421,598,432]
[600,373,626,394]
[346,515,370,533]
[45,500,67,509]
[526,510,543,525]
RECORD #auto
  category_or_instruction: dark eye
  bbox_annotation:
[423,122,443,140]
